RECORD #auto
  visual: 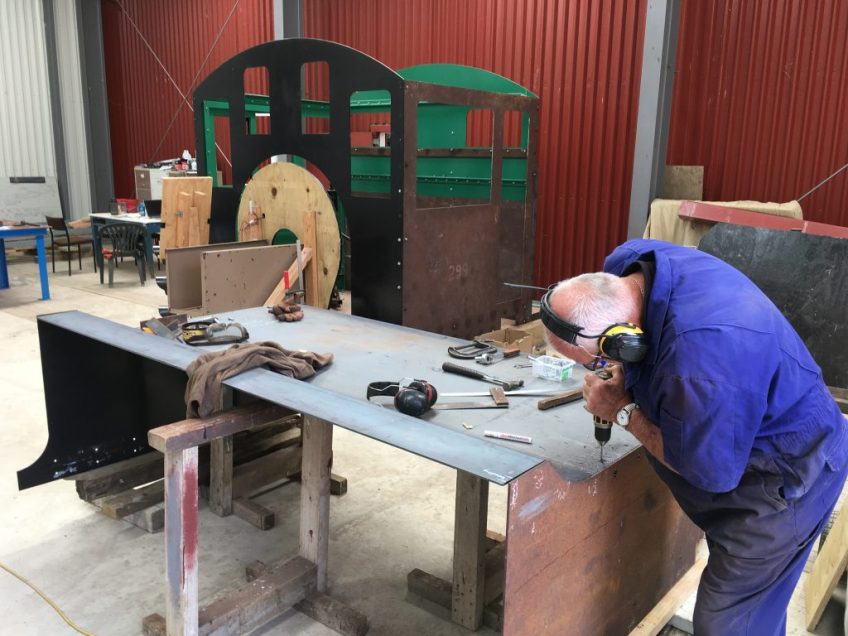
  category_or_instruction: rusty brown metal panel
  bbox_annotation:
[305,0,648,285]
[668,0,848,227]
[504,451,701,636]
[101,0,274,198]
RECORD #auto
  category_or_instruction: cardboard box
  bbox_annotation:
[134,167,166,200]
[477,320,546,354]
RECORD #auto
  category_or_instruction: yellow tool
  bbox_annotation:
[592,367,614,462]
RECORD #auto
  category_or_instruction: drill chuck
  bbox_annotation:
[593,415,612,443]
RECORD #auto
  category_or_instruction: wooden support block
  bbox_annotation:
[300,415,333,593]
[164,446,199,636]
[209,435,233,516]
[483,537,506,605]
[264,246,313,306]
[71,452,163,502]
[198,556,316,634]
[144,557,316,636]
[96,479,164,519]
[452,470,489,629]
[295,592,369,636]
[406,568,502,631]
[148,402,292,453]
[806,501,848,629]
[233,497,275,530]
[302,209,320,307]
[628,557,706,636]
[330,472,348,496]
[124,503,165,533]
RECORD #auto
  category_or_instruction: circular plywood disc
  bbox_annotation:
[237,162,340,309]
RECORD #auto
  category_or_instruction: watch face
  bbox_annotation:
[616,404,633,427]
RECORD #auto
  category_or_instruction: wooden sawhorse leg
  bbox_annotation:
[164,446,199,635]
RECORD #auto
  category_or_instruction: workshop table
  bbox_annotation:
[0,225,50,300]
[22,307,700,635]
[89,212,161,278]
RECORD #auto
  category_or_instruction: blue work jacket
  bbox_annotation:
[604,239,847,496]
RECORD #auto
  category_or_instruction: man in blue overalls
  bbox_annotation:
[542,239,848,635]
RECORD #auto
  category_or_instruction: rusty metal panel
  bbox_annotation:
[504,453,701,635]
[101,0,274,198]
[305,0,649,283]
[668,0,848,227]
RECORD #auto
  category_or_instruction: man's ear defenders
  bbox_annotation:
[366,379,438,417]
[540,289,648,363]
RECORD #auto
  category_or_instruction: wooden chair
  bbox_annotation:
[98,222,146,287]
[45,215,96,276]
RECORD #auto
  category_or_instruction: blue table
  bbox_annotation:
[90,213,161,278]
[0,225,50,300]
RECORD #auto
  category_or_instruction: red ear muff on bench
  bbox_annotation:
[366,379,438,417]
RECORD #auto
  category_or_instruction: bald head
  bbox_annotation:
[546,272,641,355]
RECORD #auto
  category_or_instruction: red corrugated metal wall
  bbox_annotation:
[668,0,848,227]
[304,0,648,283]
[102,0,274,199]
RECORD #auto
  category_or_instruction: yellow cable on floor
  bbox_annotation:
[0,561,96,636]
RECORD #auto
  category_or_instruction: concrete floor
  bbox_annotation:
[0,252,845,636]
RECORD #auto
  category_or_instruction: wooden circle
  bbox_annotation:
[237,162,340,309]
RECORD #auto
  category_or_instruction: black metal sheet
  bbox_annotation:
[699,224,848,389]
[20,308,639,489]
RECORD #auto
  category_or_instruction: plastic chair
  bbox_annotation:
[45,216,96,276]
[98,222,147,287]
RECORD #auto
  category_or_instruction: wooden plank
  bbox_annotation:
[484,538,506,605]
[264,246,313,306]
[806,501,848,629]
[233,445,302,499]
[299,415,333,593]
[629,557,707,636]
[144,557,316,636]
[302,209,319,307]
[295,592,369,636]
[201,244,297,314]
[71,452,163,502]
[232,497,275,530]
[198,556,316,635]
[159,176,212,258]
[406,569,502,632]
[452,470,489,629]
[236,162,340,308]
[96,479,164,519]
[208,436,233,516]
[187,205,200,246]
[164,447,199,636]
[148,403,292,454]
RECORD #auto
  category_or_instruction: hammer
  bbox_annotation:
[441,361,524,391]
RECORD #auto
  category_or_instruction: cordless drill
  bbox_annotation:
[592,367,613,462]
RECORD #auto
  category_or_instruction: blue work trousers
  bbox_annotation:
[651,457,847,635]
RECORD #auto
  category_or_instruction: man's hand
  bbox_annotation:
[583,365,632,421]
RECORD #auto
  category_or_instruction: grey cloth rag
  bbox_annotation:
[185,340,333,418]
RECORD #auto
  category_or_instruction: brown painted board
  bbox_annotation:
[166,240,266,313]
[201,244,296,314]
[503,449,702,636]
[159,176,212,258]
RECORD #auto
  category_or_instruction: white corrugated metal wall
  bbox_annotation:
[0,0,56,178]
[54,0,92,218]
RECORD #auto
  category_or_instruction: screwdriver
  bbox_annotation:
[592,367,614,462]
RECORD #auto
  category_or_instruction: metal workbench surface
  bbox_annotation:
[24,307,639,489]
[213,306,640,482]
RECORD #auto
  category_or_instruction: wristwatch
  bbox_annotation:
[615,403,639,429]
